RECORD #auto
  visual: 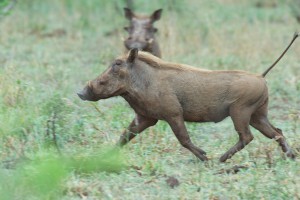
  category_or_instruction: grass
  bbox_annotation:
[0,0,299,199]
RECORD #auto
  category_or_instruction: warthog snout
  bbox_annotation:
[77,90,86,101]
[124,40,147,51]
[77,86,96,101]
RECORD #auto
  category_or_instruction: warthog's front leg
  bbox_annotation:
[166,116,208,161]
[117,114,157,146]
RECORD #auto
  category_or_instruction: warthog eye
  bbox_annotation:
[99,80,107,85]
[115,60,122,65]
[124,27,131,32]
[112,60,123,74]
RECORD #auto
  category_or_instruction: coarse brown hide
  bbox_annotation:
[123,8,162,57]
[78,33,298,162]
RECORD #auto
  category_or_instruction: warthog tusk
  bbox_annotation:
[148,38,154,44]
[121,36,125,42]
[88,81,92,88]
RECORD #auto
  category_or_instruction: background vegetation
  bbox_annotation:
[0,0,299,199]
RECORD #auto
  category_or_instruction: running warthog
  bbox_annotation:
[78,33,298,162]
[123,7,162,57]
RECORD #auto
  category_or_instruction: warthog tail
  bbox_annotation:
[262,32,299,77]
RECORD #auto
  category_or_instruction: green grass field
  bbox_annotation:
[0,0,299,199]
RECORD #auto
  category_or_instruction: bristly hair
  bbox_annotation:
[121,51,211,72]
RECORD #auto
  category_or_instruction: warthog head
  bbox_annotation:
[123,8,162,52]
[77,49,139,101]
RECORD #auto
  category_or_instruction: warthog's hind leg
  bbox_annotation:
[250,103,295,159]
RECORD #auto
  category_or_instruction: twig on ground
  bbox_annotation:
[46,112,62,155]
[90,103,103,114]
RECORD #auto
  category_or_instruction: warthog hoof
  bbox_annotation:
[286,150,296,160]
[219,153,232,163]
[199,154,208,161]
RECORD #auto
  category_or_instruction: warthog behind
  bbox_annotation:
[123,7,162,57]
[78,33,298,162]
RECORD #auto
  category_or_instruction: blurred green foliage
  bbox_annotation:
[0,147,126,199]
[68,147,126,173]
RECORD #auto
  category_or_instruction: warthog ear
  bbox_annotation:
[127,48,138,64]
[124,7,135,20]
[151,9,163,22]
